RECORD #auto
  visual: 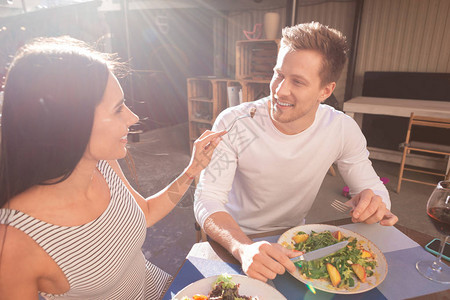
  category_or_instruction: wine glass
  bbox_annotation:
[416,180,450,283]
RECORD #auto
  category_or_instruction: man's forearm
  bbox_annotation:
[203,212,253,262]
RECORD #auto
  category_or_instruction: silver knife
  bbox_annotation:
[290,241,349,263]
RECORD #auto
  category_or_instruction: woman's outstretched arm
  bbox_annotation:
[109,130,226,227]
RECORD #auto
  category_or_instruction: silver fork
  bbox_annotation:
[204,107,256,150]
[331,199,353,213]
[225,106,257,133]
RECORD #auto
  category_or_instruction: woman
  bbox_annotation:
[0,36,224,299]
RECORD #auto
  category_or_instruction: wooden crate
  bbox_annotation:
[241,80,271,102]
[236,39,280,80]
[189,121,212,149]
[187,77,229,151]
[187,78,212,99]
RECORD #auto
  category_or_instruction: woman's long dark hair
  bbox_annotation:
[0,36,118,207]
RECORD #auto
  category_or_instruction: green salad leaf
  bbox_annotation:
[213,274,236,290]
[290,230,377,289]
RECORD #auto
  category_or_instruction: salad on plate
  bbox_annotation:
[278,224,387,294]
[177,274,258,300]
[282,229,376,288]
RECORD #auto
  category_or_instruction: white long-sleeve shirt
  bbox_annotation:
[194,98,390,234]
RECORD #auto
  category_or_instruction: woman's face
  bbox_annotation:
[84,72,139,161]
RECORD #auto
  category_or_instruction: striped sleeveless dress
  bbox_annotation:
[0,160,172,299]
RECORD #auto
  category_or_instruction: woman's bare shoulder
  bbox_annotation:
[0,222,70,297]
[2,185,42,211]
[0,224,41,297]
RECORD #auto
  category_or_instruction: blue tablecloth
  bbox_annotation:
[163,224,450,300]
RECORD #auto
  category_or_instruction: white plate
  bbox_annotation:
[172,274,287,300]
[277,224,387,294]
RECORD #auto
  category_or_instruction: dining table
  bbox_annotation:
[342,96,450,168]
[162,218,450,300]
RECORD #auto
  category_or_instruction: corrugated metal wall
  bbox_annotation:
[353,0,450,97]
[294,0,357,106]
[214,0,450,103]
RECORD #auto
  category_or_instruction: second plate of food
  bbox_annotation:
[277,224,387,294]
[172,274,286,300]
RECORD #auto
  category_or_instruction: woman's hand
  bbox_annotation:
[185,130,226,177]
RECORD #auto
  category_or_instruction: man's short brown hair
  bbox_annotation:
[281,22,348,86]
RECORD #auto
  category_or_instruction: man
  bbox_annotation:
[194,22,398,282]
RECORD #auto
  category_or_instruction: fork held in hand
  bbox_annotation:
[204,107,256,150]
[331,199,353,213]
[225,106,257,133]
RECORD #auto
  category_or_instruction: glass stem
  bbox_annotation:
[433,235,449,269]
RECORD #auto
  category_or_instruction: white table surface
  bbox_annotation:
[343,96,450,126]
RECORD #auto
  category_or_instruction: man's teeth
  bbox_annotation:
[277,100,294,107]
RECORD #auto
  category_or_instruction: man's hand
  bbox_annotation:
[237,241,299,282]
[346,189,398,226]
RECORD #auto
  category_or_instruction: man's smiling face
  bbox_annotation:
[269,47,334,134]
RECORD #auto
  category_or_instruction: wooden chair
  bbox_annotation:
[328,165,337,176]
[397,113,450,193]
[195,222,208,243]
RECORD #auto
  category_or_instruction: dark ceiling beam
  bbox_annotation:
[104,0,287,11]
[196,0,288,10]
[0,0,101,22]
